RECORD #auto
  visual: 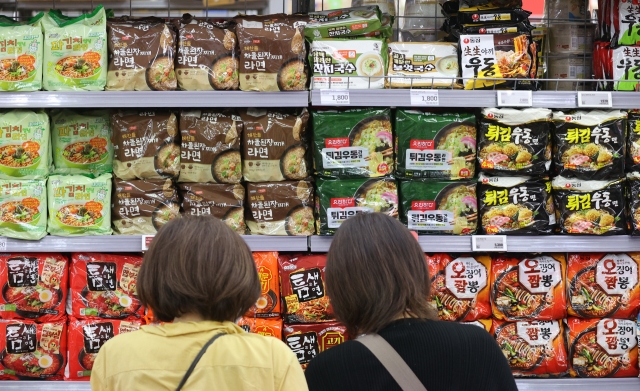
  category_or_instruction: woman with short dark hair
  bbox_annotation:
[91,216,307,391]
[305,213,517,391]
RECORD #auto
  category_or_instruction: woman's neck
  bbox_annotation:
[174,312,206,323]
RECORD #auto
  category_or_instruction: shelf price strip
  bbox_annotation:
[410,90,439,106]
[472,235,507,252]
[320,89,350,105]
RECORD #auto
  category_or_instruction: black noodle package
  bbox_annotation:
[627,110,640,172]
[628,172,640,236]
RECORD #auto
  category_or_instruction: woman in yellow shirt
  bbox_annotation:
[90,216,308,391]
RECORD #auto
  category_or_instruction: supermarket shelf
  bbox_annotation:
[1,382,90,391]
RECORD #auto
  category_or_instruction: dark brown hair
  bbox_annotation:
[138,216,260,322]
[326,213,437,336]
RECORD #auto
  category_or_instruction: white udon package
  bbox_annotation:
[387,42,460,88]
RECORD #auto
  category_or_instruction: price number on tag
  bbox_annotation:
[320,90,350,105]
[578,92,612,108]
[497,91,532,107]
[0,237,7,252]
[472,235,507,252]
[410,90,439,106]
[141,235,155,251]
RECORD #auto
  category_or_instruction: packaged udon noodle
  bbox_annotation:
[245,252,281,318]
[0,254,67,322]
[305,6,382,39]
[283,322,348,369]
[50,109,113,177]
[0,110,50,180]
[246,180,314,236]
[316,177,398,235]
[0,179,46,240]
[627,110,640,172]
[66,318,141,380]
[567,253,640,319]
[628,173,640,236]
[477,108,552,176]
[491,254,567,321]
[552,110,626,180]
[70,253,143,320]
[313,108,393,178]
[42,6,107,91]
[237,317,283,339]
[567,317,639,378]
[0,13,44,92]
[386,42,460,88]
[178,183,245,234]
[395,110,476,180]
[111,111,180,180]
[399,180,477,235]
[609,0,640,46]
[552,176,627,235]
[0,320,66,380]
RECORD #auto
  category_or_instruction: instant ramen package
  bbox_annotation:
[567,253,640,319]
[0,254,67,322]
[399,180,477,235]
[0,109,50,180]
[305,6,382,39]
[627,110,640,172]
[477,108,552,176]
[395,110,476,180]
[246,252,281,318]
[566,317,639,378]
[386,43,460,89]
[111,111,180,180]
[278,254,334,323]
[552,176,627,235]
[47,174,112,236]
[0,13,44,92]
[0,179,47,240]
[178,183,245,234]
[70,253,144,320]
[237,317,283,339]
[491,254,567,321]
[283,322,348,369]
[316,177,398,235]
[313,108,392,178]
[50,109,112,177]
[42,6,107,91]
[628,172,640,236]
[552,110,626,180]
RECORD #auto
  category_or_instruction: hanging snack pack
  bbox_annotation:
[313,108,393,178]
[399,180,477,235]
[179,110,243,184]
[386,42,460,89]
[246,252,281,318]
[0,110,50,180]
[178,183,245,234]
[0,179,47,240]
[552,110,626,180]
[395,110,476,180]
[305,6,382,39]
[237,317,283,339]
[111,111,180,180]
[552,176,627,235]
[42,6,107,91]
[246,180,314,236]
[283,322,348,369]
[628,172,640,235]
[491,254,567,321]
[477,108,552,176]
[316,177,398,235]
[0,14,44,92]
[567,253,640,319]
[627,110,640,172]
[0,254,67,322]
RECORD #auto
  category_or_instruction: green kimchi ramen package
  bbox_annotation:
[312,108,392,178]
[0,179,46,240]
[395,110,476,180]
[50,109,112,177]
[0,109,51,180]
[47,174,112,236]
[627,110,640,172]
[0,13,44,92]
[43,6,107,91]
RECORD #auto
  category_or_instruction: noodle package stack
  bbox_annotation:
[0,13,44,92]
[246,252,281,318]
[283,322,348,370]
[0,110,51,180]
[237,317,283,339]
[626,110,640,172]
[178,183,245,234]
[0,179,47,240]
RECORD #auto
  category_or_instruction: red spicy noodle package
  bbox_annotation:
[283,322,348,369]
[237,317,283,340]
[0,253,67,322]
[71,253,144,320]
[245,252,281,318]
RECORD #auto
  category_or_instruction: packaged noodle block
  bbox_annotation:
[71,253,143,320]
[312,108,392,178]
[111,111,180,180]
[178,183,245,234]
[400,180,477,235]
[178,110,243,184]
[0,179,47,240]
[627,110,640,172]
[552,110,626,180]
[386,42,460,88]
[0,109,50,180]
[305,6,382,39]
[462,318,492,332]
[42,6,107,91]
[477,108,553,176]
[47,174,112,236]
[237,317,283,339]
[491,254,567,321]
[0,13,44,92]
[567,317,639,378]
[50,109,112,177]
[628,173,640,236]
[395,110,476,180]
[246,252,281,317]
[552,176,627,235]
[0,254,67,322]
[567,253,640,319]
[283,322,348,369]
[246,180,314,236]
[316,177,398,235]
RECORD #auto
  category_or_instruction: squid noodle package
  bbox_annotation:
[0,179,47,240]
[178,183,245,234]
[245,252,281,318]
[283,322,348,370]
[237,317,283,339]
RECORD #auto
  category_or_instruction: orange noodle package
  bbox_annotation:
[237,317,283,340]
[492,319,568,377]
[0,319,66,380]
[283,322,348,369]
[566,317,639,378]
[66,318,142,380]
[462,318,492,332]
[70,253,144,320]
[491,254,567,321]
[0,254,67,322]
[278,254,334,323]
[567,253,640,319]
[245,252,281,318]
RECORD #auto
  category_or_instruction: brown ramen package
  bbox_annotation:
[178,183,245,234]
[111,111,180,180]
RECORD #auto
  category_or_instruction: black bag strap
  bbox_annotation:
[175,332,226,391]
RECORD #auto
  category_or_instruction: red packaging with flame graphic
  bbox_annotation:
[283,322,348,369]
[237,317,283,340]
[245,252,280,318]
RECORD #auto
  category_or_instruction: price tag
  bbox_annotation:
[578,91,612,108]
[472,235,507,252]
[141,235,155,251]
[0,237,6,252]
[497,90,532,107]
[320,89,350,105]
[410,90,439,106]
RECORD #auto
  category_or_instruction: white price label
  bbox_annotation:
[141,235,155,251]
[497,90,532,107]
[410,90,439,106]
[0,237,6,252]
[320,89,350,105]
[578,91,612,108]
[472,235,507,252]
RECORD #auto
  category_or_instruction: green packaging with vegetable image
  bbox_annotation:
[0,13,44,92]
[0,109,51,180]
[305,6,382,39]
[0,179,47,240]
